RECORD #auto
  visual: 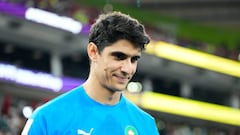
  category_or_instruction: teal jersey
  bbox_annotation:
[22,86,160,135]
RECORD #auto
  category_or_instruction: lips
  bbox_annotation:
[114,74,129,83]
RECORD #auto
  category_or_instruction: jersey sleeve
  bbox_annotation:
[21,111,47,135]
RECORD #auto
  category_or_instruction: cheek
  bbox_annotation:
[106,61,121,69]
[101,62,118,76]
[132,64,138,73]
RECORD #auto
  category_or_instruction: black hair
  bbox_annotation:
[89,11,150,52]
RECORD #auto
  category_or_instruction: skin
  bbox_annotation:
[83,39,142,105]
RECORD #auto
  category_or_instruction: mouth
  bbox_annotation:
[113,74,129,84]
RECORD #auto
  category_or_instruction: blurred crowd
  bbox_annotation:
[0,96,26,135]
[0,95,48,135]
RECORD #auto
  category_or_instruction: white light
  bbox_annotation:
[25,7,83,34]
[22,106,33,118]
[127,82,142,93]
[0,63,63,91]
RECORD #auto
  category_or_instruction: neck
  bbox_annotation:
[83,78,122,105]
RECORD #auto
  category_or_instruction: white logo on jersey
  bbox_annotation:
[77,128,93,135]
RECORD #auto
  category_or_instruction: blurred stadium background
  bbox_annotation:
[0,0,240,134]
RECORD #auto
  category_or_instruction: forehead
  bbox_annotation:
[102,39,142,56]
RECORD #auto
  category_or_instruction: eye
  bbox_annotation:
[131,56,140,63]
[112,52,127,60]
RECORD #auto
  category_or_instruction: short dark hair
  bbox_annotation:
[89,11,150,52]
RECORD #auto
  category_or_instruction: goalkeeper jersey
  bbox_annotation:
[22,86,160,135]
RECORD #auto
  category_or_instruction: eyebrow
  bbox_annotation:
[110,51,141,59]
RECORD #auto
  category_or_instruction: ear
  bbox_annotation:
[87,42,99,62]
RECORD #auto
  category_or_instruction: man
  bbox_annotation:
[21,11,160,135]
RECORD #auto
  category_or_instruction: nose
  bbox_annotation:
[120,59,136,75]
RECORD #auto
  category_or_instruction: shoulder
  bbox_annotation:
[122,95,155,121]
[32,86,84,117]
[22,86,85,134]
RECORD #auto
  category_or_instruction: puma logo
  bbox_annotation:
[77,128,93,135]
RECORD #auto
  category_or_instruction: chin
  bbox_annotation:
[107,85,126,92]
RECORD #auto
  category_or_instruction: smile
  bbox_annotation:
[114,75,129,83]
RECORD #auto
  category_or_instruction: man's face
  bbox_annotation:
[93,39,141,92]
